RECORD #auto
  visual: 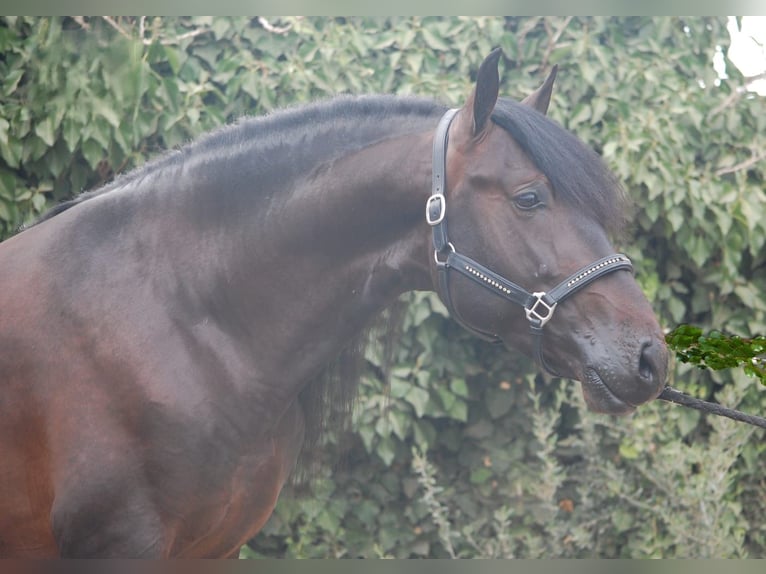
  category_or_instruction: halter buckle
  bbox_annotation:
[426,193,446,226]
[434,242,455,266]
[525,292,557,328]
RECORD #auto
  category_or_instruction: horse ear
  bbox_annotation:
[468,48,502,136]
[521,65,558,115]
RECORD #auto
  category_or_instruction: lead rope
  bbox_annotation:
[657,386,766,429]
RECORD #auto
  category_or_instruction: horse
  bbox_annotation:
[0,48,668,558]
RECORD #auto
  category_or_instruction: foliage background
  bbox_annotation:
[1,16,764,558]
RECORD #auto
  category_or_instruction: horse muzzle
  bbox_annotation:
[577,336,668,415]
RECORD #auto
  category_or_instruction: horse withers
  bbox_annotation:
[0,49,667,557]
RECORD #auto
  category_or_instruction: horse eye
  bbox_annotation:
[514,190,542,210]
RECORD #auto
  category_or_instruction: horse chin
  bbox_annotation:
[579,368,636,415]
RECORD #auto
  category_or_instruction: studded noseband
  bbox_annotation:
[426,108,633,376]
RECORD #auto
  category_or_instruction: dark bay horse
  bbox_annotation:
[0,49,667,558]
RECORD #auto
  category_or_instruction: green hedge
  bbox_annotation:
[1,16,764,558]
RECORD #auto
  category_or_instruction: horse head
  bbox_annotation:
[428,49,667,414]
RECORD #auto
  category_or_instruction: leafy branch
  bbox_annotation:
[665,324,766,385]
[411,447,457,558]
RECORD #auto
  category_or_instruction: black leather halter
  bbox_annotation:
[426,108,633,376]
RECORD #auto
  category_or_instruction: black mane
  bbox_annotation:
[491,97,626,235]
[34,94,624,236]
[32,95,446,226]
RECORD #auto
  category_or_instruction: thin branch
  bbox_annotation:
[515,18,542,68]
[101,16,133,40]
[744,69,766,83]
[709,70,766,118]
[542,16,573,70]
[258,17,293,35]
[72,16,90,30]
[714,151,766,177]
[709,88,746,118]
[103,16,210,46]
[659,386,766,428]
[158,27,210,45]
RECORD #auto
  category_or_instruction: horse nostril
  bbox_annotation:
[638,339,664,386]
[639,347,652,382]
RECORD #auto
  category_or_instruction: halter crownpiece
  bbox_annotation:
[427,108,633,376]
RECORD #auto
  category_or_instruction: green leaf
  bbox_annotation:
[34,116,56,147]
[436,387,456,412]
[0,199,11,222]
[446,398,467,422]
[485,388,514,419]
[405,386,431,418]
[409,299,431,327]
[611,507,634,531]
[449,378,469,398]
[569,104,591,127]
[469,467,492,485]
[666,208,684,233]
[413,419,436,448]
[0,170,15,200]
[389,376,412,400]
[3,68,23,95]
[676,408,700,437]
[32,192,47,212]
[666,325,766,385]
[358,424,375,453]
[590,98,608,125]
[0,118,9,147]
[376,436,396,466]
[81,138,104,169]
[387,410,411,441]
[61,117,81,152]
[618,442,639,460]
[93,99,121,129]
[421,28,449,51]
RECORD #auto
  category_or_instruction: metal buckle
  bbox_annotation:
[433,242,455,266]
[525,292,557,328]
[426,193,446,226]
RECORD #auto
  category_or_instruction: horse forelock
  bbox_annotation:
[491,97,627,237]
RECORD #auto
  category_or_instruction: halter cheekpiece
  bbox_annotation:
[427,108,633,376]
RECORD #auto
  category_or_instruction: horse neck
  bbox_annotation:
[277,130,436,293]
[185,126,437,384]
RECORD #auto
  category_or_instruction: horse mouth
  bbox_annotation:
[581,368,636,415]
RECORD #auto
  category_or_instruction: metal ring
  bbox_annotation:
[434,242,455,265]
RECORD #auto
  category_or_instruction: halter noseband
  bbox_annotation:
[427,108,633,376]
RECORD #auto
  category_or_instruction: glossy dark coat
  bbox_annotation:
[0,51,667,557]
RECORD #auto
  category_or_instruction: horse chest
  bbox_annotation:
[169,402,305,557]
[170,446,287,557]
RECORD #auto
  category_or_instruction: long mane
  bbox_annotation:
[32,95,446,226]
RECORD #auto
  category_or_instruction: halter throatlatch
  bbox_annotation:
[427,108,633,376]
